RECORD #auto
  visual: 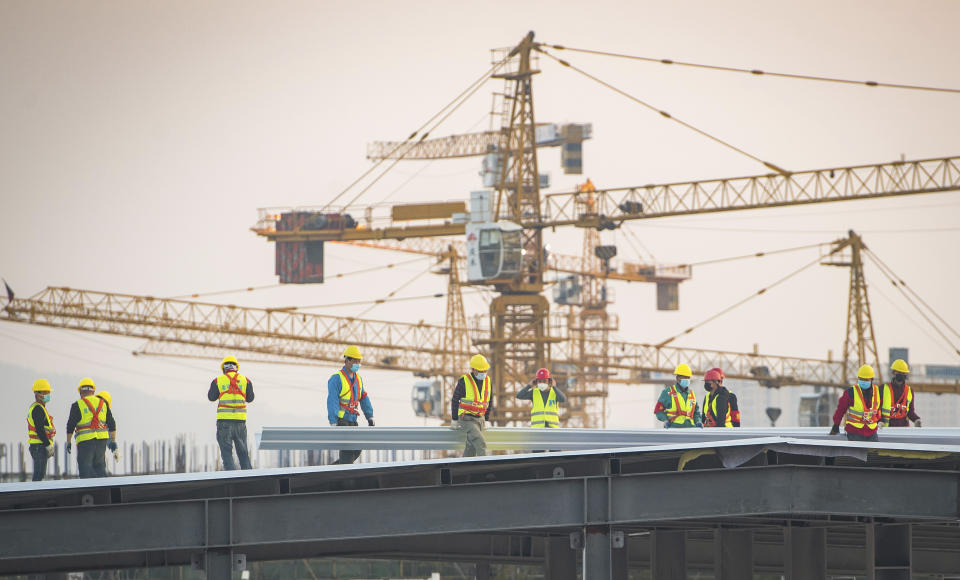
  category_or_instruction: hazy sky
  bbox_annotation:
[2,1,959,445]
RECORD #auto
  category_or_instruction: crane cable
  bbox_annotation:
[535,46,789,175]
[656,248,836,347]
[680,241,829,268]
[538,44,960,95]
[323,55,510,211]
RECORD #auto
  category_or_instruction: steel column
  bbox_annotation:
[475,562,491,580]
[713,529,752,579]
[546,536,577,580]
[868,523,911,580]
[652,530,686,579]
[785,526,825,580]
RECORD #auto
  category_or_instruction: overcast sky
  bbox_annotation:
[2,0,959,446]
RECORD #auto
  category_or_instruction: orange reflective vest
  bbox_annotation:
[458,373,491,418]
[27,402,56,444]
[882,383,913,420]
[337,370,364,419]
[530,388,559,428]
[845,384,882,430]
[665,385,697,426]
[216,372,248,421]
[75,396,108,443]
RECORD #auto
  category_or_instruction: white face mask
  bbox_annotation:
[474,372,487,381]
[538,383,549,391]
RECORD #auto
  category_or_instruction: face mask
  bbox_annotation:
[892,375,906,385]
[678,378,690,388]
[538,383,549,391]
[350,363,361,373]
[42,394,51,403]
[857,379,872,390]
[474,372,487,381]
[703,383,712,392]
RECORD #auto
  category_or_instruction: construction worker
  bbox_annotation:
[65,378,117,478]
[451,354,492,456]
[882,359,922,427]
[27,379,56,481]
[208,355,254,470]
[654,364,701,428]
[701,367,741,427]
[830,364,887,441]
[516,368,567,428]
[327,345,374,465]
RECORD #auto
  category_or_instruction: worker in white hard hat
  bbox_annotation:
[450,354,493,457]
[27,379,56,481]
[654,364,701,428]
[882,359,922,427]
[327,345,375,464]
[208,355,255,470]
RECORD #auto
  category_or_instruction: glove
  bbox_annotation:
[367,418,375,427]
[108,441,118,452]
[66,442,72,454]
[829,424,840,436]
[663,421,671,429]
[450,420,461,430]
[878,421,886,429]
[914,419,922,428]
[45,443,54,454]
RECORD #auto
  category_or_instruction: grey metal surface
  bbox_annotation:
[257,425,960,451]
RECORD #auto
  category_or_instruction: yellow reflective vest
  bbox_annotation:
[27,402,56,444]
[845,384,882,430]
[702,391,733,427]
[75,395,109,443]
[458,373,491,418]
[531,388,559,428]
[337,370,364,419]
[882,383,912,421]
[665,385,697,426]
[216,372,249,421]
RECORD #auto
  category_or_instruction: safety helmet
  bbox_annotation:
[343,345,363,360]
[674,363,692,378]
[77,377,96,394]
[221,355,239,369]
[470,354,491,371]
[535,368,551,380]
[890,359,910,374]
[703,368,724,382]
[32,379,51,393]
[857,364,876,380]
[97,391,112,408]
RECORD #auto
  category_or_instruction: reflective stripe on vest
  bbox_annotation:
[337,371,364,419]
[703,390,733,427]
[530,388,559,428]
[666,385,696,425]
[216,372,248,421]
[27,402,56,444]
[75,396,108,443]
[458,374,491,418]
[845,385,881,429]
[882,383,912,420]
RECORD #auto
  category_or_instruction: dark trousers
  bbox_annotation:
[846,431,879,442]
[77,438,108,478]
[217,420,252,470]
[333,418,361,464]
[29,443,49,481]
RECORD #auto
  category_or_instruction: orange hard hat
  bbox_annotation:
[535,368,551,380]
[704,368,724,382]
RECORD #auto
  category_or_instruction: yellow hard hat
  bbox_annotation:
[77,377,96,394]
[857,364,876,380]
[890,359,910,374]
[32,379,51,393]
[470,354,490,371]
[221,355,239,369]
[343,345,363,360]
[674,363,692,377]
[97,391,112,408]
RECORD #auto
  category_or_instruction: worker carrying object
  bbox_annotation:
[208,355,255,470]
[829,364,889,441]
[451,354,493,457]
[700,367,741,428]
[654,363,701,428]
[27,379,56,481]
[327,345,375,465]
[65,377,118,478]
[882,359,922,427]
[516,368,567,428]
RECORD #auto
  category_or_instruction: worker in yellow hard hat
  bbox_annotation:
[65,377,118,478]
[654,363,701,428]
[327,345,375,464]
[27,379,56,481]
[208,355,254,470]
[451,354,493,456]
[830,364,887,441]
[882,359,922,427]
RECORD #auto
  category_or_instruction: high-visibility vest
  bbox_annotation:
[216,372,248,421]
[882,383,912,420]
[27,402,56,444]
[75,396,108,443]
[530,388,559,428]
[665,385,697,426]
[703,390,733,428]
[845,384,881,430]
[336,370,364,419]
[458,373,491,418]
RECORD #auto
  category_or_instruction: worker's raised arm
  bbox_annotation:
[552,380,567,403]
[515,383,534,400]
